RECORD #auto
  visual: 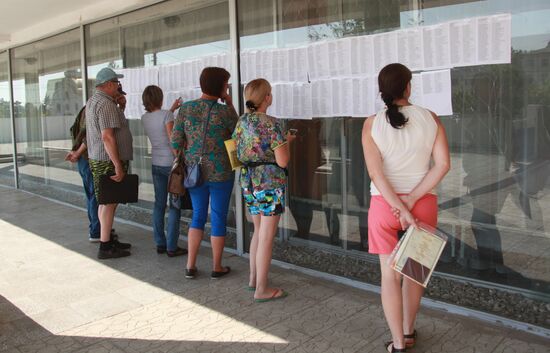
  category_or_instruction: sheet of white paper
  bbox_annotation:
[282,83,293,118]
[247,51,257,83]
[340,79,354,117]
[291,83,301,118]
[119,67,159,95]
[242,50,258,83]
[311,79,332,117]
[350,35,374,76]
[476,14,511,65]
[258,50,274,82]
[423,23,451,70]
[420,69,453,116]
[328,41,339,77]
[308,41,330,80]
[477,16,491,64]
[349,76,377,117]
[306,45,317,81]
[351,78,365,117]
[409,73,423,107]
[366,77,378,117]
[271,83,299,118]
[331,79,343,116]
[292,83,313,119]
[449,18,477,67]
[192,60,201,86]
[329,38,352,77]
[269,83,283,117]
[219,53,230,70]
[286,47,308,83]
[397,28,424,71]
[271,48,286,83]
[373,32,398,74]
[124,93,144,120]
[239,51,249,83]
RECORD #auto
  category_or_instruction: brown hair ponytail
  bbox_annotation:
[378,63,412,129]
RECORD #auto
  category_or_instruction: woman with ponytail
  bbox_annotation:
[362,63,450,352]
[232,78,295,302]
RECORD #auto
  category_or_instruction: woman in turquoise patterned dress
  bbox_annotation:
[233,78,295,301]
[171,67,238,279]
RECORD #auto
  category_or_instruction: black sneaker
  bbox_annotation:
[167,247,188,257]
[157,246,167,254]
[98,246,131,259]
[111,238,131,250]
[185,268,197,279]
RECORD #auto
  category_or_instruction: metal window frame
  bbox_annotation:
[228,0,245,255]
[7,49,19,188]
[80,25,88,103]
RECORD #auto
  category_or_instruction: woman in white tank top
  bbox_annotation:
[362,63,450,353]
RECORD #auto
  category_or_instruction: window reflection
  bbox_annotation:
[239,0,550,297]
[86,0,236,245]
[11,29,83,192]
[287,119,342,246]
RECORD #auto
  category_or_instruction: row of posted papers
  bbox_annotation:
[117,13,510,120]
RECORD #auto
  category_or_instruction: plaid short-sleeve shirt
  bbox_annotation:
[86,90,133,161]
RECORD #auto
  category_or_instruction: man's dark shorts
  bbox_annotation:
[89,159,130,201]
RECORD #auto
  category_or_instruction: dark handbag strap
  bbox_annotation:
[243,161,288,176]
[197,100,217,162]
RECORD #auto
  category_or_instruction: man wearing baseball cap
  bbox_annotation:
[86,67,133,259]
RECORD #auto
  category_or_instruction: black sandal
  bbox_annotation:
[385,341,406,352]
[211,266,231,279]
[404,330,417,348]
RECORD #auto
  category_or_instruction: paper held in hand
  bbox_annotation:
[388,223,448,287]
[224,138,243,170]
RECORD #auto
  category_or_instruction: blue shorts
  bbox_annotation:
[243,188,285,216]
[187,179,234,236]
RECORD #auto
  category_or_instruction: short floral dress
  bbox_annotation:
[232,112,287,216]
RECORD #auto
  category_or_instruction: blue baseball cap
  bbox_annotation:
[95,67,124,87]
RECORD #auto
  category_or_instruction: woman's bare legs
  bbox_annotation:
[186,228,203,270]
[211,236,226,272]
[402,276,424,336]
[254,215,283,299]
[248,215,261,288]
[379,254,406,350]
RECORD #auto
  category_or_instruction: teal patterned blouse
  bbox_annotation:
[172,98,238,182]
[232,112,287,191]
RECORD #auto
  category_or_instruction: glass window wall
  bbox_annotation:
[238,0,550,300]
[11,29,84,193]
[85,0,236,247]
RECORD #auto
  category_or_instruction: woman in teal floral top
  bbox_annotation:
[233,78,295,302]
[171,67,238,280]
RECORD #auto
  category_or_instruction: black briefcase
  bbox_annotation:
[98,174,139,204]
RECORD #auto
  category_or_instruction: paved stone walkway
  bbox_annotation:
[0,187,548,353]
